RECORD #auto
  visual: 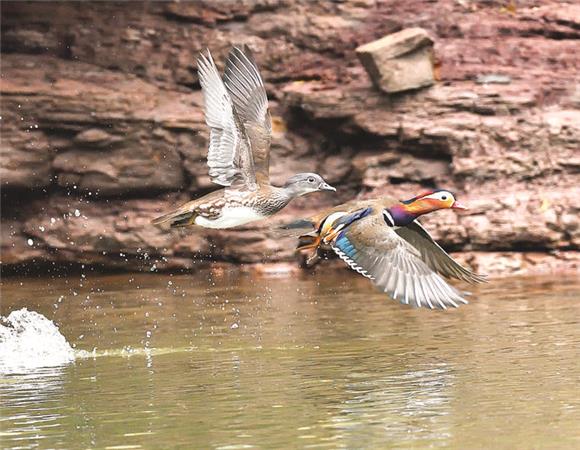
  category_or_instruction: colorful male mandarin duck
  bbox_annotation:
[152,46,335,229]
[289,190,486,309]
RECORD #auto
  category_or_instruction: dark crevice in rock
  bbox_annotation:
[1,184,58,207]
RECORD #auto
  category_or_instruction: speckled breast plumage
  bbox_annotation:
[191,187,291,222]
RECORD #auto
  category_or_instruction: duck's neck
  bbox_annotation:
[383,204,420,227]
[270,186,296,206]
[279,184,313,201]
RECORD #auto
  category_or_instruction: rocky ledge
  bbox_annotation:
[1,0,579,277]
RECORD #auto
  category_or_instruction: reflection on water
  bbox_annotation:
[0,271,579,449]
[1,366,70,445]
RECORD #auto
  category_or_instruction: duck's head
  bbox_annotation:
[384,189,467,227]
[401,189,467,213]
[284,173,336,197]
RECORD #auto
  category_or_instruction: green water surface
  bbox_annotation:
[1,270,579,449]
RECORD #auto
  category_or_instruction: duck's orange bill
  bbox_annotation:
[452,201,468,210]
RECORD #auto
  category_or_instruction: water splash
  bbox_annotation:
[0,308,75,374]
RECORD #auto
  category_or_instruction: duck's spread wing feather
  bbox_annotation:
[197,51,257,190]
[223,46,272,184]
[331,215,468,309]
[395,221,487,284]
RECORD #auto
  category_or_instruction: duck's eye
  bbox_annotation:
[441,195,447,201]
[308,177,315,183]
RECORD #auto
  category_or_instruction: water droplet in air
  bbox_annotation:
[27,238,34,246]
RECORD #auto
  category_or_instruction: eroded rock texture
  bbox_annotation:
[1,0,579,276]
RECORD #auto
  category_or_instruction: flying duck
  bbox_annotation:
[152,46,335,229]
[287,190,486,309]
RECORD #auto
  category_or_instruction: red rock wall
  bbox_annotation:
[1,0,579,276]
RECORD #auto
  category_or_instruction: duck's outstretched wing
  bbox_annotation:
[330,214,469,310]
[197,51,257,190]
[395,221,487,284]
[223,46,272,184]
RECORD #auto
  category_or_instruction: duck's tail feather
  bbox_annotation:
[270,218,316,239]
[279,219,315,231]
[151,209,194,228]
[296,231,320,251]
[296,231,323,268]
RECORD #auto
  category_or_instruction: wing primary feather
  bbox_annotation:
[440,278,461,308]
[418,278,434,309]
[436,276,460,308]
[229,54,259,89]
[409,275,419,308]
[381,266,396,293]
[403,274,411,305]
[392,269,400,301]
[397,270,407,304]
[425,275,447,310]
[441,277,468,305]
[231,47,263,85]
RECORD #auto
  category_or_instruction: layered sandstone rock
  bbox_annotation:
[1,0,578,276]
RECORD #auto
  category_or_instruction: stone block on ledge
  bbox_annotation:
[356,27,435,94]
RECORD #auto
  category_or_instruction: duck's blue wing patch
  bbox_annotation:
[334,234,357,260]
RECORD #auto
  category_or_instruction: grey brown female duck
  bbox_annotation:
[153,46,335,229]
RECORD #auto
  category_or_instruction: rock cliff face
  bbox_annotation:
[1,0,579,276]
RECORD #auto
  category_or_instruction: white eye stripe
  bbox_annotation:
[423,191,454,201]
